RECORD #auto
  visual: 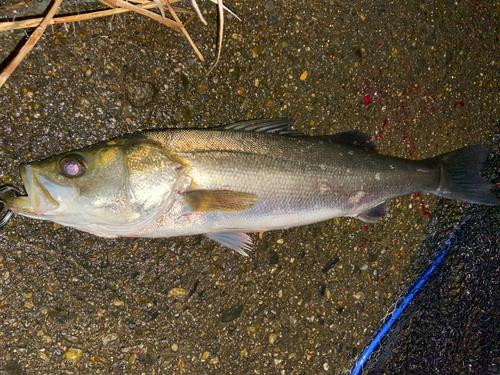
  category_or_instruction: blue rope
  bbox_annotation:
[351,217,469,375]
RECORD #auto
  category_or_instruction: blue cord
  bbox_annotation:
[351,217,469,375]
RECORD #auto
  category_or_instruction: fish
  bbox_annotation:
[0,119,498,256]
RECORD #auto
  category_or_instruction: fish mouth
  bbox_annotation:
[10,165,60,216]
[0,164,62,218]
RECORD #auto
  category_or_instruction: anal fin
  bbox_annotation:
[206,232,252,256]
[356,201,390,223]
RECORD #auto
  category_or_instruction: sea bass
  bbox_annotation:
[1,119,498,255]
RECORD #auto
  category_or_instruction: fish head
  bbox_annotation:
[4,136,187,237]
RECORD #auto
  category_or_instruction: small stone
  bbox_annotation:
[113,300,124,306]
[353,292,365,300]
[240,348,248,357]
[102,333,118,347]
[277,238,284,244]
[202,351,210,361]
[269,333,277,344]
[324,362,330,370]
[220,301,243,322]
[171,343,179,351]
[168,288,188,297]
[65,348,83,362]
[300,71,308,80]
[128,354,137,366]
[265,0,275,12]
[24,301,34,309]
[38,352,50,363]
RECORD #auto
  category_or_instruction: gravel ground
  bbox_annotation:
[0,1,499,374]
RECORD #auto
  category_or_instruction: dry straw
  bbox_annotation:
[0,0,233,88]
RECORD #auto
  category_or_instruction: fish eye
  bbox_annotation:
[60,156,86,178]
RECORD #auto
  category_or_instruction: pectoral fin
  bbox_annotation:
[356,201,390,223]
[182,190,258,212]
[206,232,252,256]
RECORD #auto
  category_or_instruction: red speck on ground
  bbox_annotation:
[363,94,372,105]
[363,225,369,230]
[420,201,432,218]
[377,118,389,140]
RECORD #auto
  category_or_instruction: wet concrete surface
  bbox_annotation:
[0,0,499,374]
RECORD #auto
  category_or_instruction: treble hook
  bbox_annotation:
[0,185,23,229]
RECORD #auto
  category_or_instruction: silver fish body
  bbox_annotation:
[2,119,497,255]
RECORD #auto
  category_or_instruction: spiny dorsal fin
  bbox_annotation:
[214,118,301,136]
[182,190,258,212]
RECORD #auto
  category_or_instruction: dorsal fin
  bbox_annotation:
[320,130,377,153]
[214,118,301,136]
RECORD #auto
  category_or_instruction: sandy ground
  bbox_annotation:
[0,0,499,374]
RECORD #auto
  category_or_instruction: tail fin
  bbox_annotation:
[432,145,499,205]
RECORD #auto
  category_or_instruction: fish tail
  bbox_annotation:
[431,145,499,205]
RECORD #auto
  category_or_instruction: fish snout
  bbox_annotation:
[20,164,60,216]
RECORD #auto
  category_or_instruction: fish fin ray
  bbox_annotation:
[214,118,301,136]
[206,232,252,256]
[356,201,390,223]
[182,190,258,212]
[320,130,377,153]
[431,145,499,205]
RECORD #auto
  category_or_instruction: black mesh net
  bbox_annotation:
[355,130,500,374]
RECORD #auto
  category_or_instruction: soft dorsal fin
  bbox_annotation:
[214,118,301,136]
[321,130,377,153]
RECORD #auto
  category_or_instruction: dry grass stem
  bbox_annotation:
[0,0,33,11]
[0,0,64,88]
[207,0,224,75]
[164,0,204,61]
[97,0,181,31]
[0,0,187,32]
[191,0,208,26]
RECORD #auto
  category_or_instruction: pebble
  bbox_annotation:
[300,71,308,80]
[168,288,188,297]
[353,291,365,300]
[102,333,118,347]
[265,0,275,12]
[38,352,50,363]
[240,348,248,357]
[269,333,277,344]
[128,354,137,366]
[202,351,210,361]
[113,300,124,306]
[65,348,83,362]
[220,301,243,322]
[322,256,339,273]
[171,343,179,351]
